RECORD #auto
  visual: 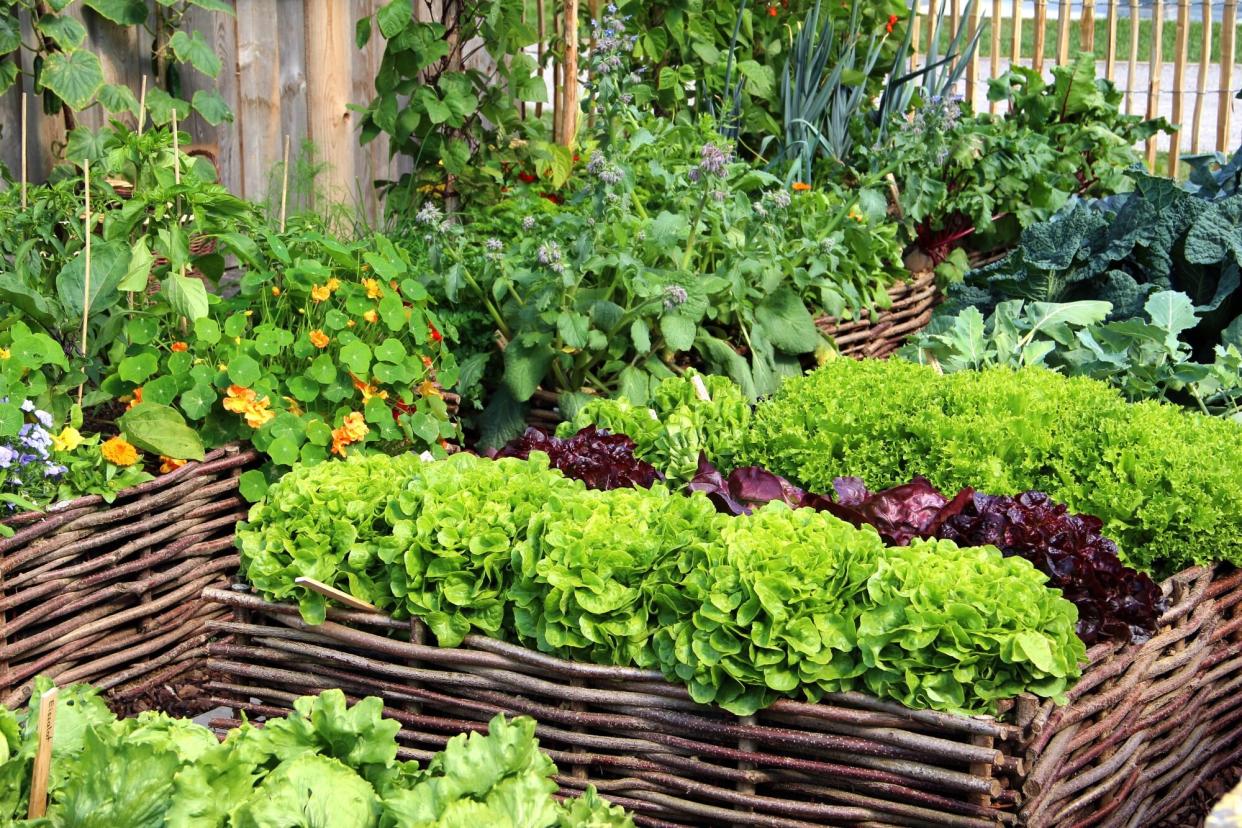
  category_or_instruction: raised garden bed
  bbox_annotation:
[202,563,1242,827]
[0,445,257,709]
[814,270,940,360]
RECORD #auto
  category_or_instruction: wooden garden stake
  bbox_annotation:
[536,0,546,119]
[990,0,1002,114]
[1033,0,1048,73]
[20,93,27,210]
[280,134,291,233]
[1146,0,1165,167]
[1126,0,1140,113]
[1011,0,1023,69]
[1057,0,1072,65]
[560,0,580,146]
[137,75,148,136]
[1192,0,1212,152]
[1169,0,1190,176]
[295,577,379,613]
[26,688,58,819]
[1219,0,1238,152]
[78,161,91,406]
[1105,0,1119,81]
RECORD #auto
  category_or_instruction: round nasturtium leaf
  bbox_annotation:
[266,436,302,466]
[180,383,218,420]
[141,375,180,405]
[238,469,269,502]
[287,375,320,403]
[118,351,159,384]
[126,317,160,345]
[305,419,333,446]
[228,355,262,387]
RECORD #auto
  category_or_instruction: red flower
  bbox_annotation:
[541,192,563,205]
[768,4,777,15]
[429,322,443,343]
[518,171,537,184]
[886,13,899,33]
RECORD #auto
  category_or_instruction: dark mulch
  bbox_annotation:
[1155,765,1242,828]
[105,667,220,721]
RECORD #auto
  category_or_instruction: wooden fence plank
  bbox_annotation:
[276,0,309,178]
[965,0,981,108]
[1034,0,1049,73]
[1220,0,1238,151]
[235,0,282,202]
[1011,0,1023,67]
[1080,0,1095,52]
[1105,0,1119,80]
[990,0,1003,113]
[1057,0,1072,65]
[1146,0,1165,168]
[304,0,354,206]
[1126,0,1141,113]
[1170,0,1191,175]
[1192,0,1213,152]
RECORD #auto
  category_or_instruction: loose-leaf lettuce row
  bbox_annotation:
[560,370,752,483]
[387,453,583,647]
[0,683,633,828]
[238,452,426,624]
[741,359,1242,575]
[514,485,724,669]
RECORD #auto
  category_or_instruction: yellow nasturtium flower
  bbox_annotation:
[52,426,84,453]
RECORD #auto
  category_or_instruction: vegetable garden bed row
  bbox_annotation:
[202,562,1242,828]
[0,445,255,708]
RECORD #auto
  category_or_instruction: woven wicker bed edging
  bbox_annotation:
[813,270,940,360]
[200,563,1242,827]
[0,444,258,709]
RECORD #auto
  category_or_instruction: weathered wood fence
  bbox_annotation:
[2,0,1240,211]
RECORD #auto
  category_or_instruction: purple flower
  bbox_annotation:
[0,446,15,469]
[696,143,730,179]
[663,284,689,309]
[485,237,503,252]
[415,201,443,227]
[522,216,536,231]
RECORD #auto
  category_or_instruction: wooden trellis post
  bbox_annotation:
[1057,0,1073,64]
[1191,0,1212,152]
[1105,0,1119,80]
[1034,0,1049,72]
[1126,0,1141,113]
[1146,0,1165,168]
[1170,0,1191,175]
[1220,0,1238,152]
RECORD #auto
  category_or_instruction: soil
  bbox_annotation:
[1155,764,1242,828]
[105,667,220,720]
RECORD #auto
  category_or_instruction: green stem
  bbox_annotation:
[681,186,711,271]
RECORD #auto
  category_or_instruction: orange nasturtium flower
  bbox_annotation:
[326,277,342,292]
[309,329,330,349]
[848,206,865,223]
[159,456,187,474]
[346,319,357,328]
[792,181,812,192]
[223,385,275,429]
[351,374,388,402]
[311,284,331,302]
[271,286,282,297]
[363,278,383,299]
[330,411,370,456]
[101,436,140,467]
[363,309,379,324]
[418,379,442,399]
[125,387,144,410]
[170,341,188,353]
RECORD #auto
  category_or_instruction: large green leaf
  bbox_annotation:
[40,48,105,110]
[98,82,140,116]
[161,272,210,321]
[0,276,59,329]
[755,288,821,353]
[144,86,190,126]
[0,14,21,54]
[376,0,411,38]
[36,14,87,48]
[119,402,205,460]
[118,236,154,292]
[503,336,553,402]
[83,0,149,24]
[191,89,232,125]
[56,240,132,319]
[170,30,221,77]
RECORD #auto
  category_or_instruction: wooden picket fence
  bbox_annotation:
[917,0,1242,173]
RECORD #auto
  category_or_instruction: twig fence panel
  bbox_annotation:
[203,562,1242,827]
[0,445,257,709]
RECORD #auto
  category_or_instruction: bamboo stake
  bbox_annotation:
[279,134,291,233]
[77,162,91,407]
[1034,0,1049,72]
[1106,0,1119,80]
[1126,0,1140,113]
[951,0,961,44]
[20,93,27,211]
[990,0,1002,112]
[26,688,57,819]
[137,75,148,135]
[1012,0,1023,67]
[1220,0,1238,152]
[1081,0,1095,52]
[1146,0,1165,167]
[926,0,940,62]
[552,3,562,143]
[1192,0,1212,152]
[965,0,981,108]
[1170,0,1190,175]
[1057,0,1073,64]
